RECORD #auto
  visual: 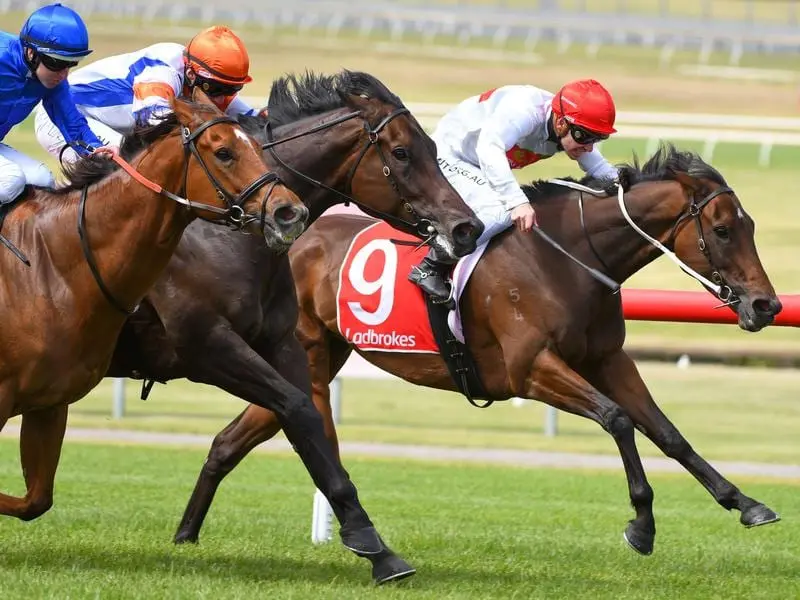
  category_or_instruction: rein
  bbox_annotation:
[76,116,281,315]
[262,107,437,241]
[568,178,739,307]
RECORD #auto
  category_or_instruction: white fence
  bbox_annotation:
[404,104,800,167]
[4,0,800,64]
[242,98,800,167]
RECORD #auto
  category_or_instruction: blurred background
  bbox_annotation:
[0,4,798,598]
[0,0,798,471]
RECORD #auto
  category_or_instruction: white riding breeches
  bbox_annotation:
[433,140,514,248]
[34,103,124,166]
[0,143,55,204]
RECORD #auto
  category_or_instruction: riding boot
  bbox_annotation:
[408,247,455,304]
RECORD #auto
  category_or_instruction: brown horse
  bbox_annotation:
[0,90,304,523]
[175,144,783,559]
[106,71,482,583]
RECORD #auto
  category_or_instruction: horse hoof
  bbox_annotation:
[741,504,781,528]
[623,523,654,556]
[371,553,417,585]
[173,531,199,545]
[340,525,384,556]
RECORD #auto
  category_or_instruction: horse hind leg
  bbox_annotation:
[0,404,68,520]
[524,349,657,555]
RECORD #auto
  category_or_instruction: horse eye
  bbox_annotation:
[215,148,234,161]
[392,147,409,161]
[713,225,730,240]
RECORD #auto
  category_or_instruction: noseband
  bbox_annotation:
[262,108,436,240]
[79,116,284,314]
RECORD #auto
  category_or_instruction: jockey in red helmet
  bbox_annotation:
[409,79,619,303]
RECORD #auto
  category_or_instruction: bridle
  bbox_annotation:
[577,182,738,304]
[667,185,737,303]
[261,107,436,241]
[78,115,284,315]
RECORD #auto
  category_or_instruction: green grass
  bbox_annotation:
[9,361,796,465]
[0,440,797,599]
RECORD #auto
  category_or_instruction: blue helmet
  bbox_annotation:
[20,3,92,59]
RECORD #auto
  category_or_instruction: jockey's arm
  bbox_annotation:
[131,68,182,128]
[224,94,260,117]
[43,82,103,156]
[474,97,536,211]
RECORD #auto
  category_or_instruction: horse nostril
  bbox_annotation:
[273,204,308,227]
[453,219,482,246]
[753,297,780,316]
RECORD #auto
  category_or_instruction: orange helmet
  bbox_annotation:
[184,26,252,86]
[552,79,616,136]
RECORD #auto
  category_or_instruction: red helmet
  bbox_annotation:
[552,79,617,135]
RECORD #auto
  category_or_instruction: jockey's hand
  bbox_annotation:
[91,145,119,159]
[510,203,538,232]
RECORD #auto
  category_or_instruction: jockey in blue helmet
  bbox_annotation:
[0,3,116,204]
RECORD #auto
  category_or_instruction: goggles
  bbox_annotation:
[568,123,609,145]
[196,77,244,98]
[38,53,79,72]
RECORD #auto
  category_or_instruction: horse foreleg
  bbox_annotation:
[174,406,281,544]
[524,349,656,555]
[0,404,68,520]
[177,326,394,567]
[584,349,779,529]
[175,329,350,543]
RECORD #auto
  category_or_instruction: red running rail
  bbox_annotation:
[621,289,800,327]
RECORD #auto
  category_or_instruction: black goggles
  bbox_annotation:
[568,123,609,145]
[38,53,79,72]
[196,77,244,98]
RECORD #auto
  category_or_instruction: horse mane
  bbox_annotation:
[617,142,727,187]
[265,69,404,127]
[54,101,219,193]
[521,142,727,204]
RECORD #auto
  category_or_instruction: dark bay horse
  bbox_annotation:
[106,71,482,583]
[176,144,783,558]
[0,90,304,520]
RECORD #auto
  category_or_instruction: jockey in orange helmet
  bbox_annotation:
[35,25,262,166]
[409,79,620,303]
[182,25,254,111]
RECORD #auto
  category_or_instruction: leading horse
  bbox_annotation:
[106,71,482,583]
[176,144,783,559]
[0,90,303,522]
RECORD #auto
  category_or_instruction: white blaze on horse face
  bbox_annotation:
[737,206,745,220]
[234,128,258,156]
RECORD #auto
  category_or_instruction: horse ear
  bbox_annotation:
[672,171,703,195]
[192,86,216,108]
[345,92,373,112]
[172,94,198,127]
